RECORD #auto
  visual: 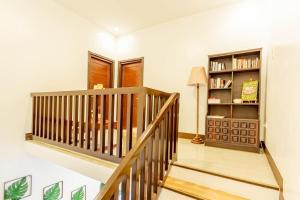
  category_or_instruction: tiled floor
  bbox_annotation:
[176,139,278,187]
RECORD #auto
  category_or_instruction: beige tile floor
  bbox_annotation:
[176,139,278,187]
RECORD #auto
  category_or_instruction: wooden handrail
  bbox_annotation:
[95,92,180,199]
[28,87,172,163]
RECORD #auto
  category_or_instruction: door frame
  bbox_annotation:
[117,57,144,87]
[87,51,114,89]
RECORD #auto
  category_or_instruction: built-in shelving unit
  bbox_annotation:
[205,48,261,153]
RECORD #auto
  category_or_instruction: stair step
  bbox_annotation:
[163,176,248,200]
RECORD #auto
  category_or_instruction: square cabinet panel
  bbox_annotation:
[222,128,229,134]
[249,122,257,129]
[248,138,256,145]
[240,137,247,143]
[232,121,239,128]
[240,129,247,136]
[248,130,256,137]
[215,120,221,127]
[222,121,229,127]
[207,133,213,140]
[232,136,239,143]
[222,135,229,141]
[240,122,248,129]
[232,129,239,135]
[208,120,214,126]
[215,127,221,133]
[208,127,214,133]
[215,134,221,140]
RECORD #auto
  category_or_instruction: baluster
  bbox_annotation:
[139,150,145,200]
[52,96,57,141]
[130,161,137,200]
[32,96,36,136]
[137,92,146,138]
[175,99,179,155]
[73,95,78,146]
[165,111,169,170]
[43,96,48,138]
[108,94,114,155]
[120,176,127,200]
[40,96,44,137]
[117,94,123,158]
[153,127,159,193]
[47,96,52,139]
[61,96,67,143]
[85,95,91,149]
[147,95,153,125]
[159,118,165,180]
[146,136,153,199]
[92,95,98,151]
[169,106,173,160]
[56,96,62,142]
[126,94,133,153]
[100,94,106,153]
[79,95,85,147]
[67,96,73,145]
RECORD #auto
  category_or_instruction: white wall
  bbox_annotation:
[266,1,300,199]
[0,0,116,198]
[116,0,270,135]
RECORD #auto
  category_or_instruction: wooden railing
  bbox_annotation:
[95,93,180,200]
[29,87,170,163]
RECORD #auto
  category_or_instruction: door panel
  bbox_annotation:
[118,58,144,128]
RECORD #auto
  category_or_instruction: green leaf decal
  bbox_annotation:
[4,177,28,200]
[72,187,84,200]
[43,183,61,200]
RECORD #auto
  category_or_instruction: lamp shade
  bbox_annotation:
[187,66,207,86]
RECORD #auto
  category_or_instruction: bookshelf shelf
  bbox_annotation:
[206,48,262,153]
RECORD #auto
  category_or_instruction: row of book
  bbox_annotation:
[210,61,226,72]
[233,58,259,69]
[210,78,232,89]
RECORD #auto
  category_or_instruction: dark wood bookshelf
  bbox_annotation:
[206,48,262,153]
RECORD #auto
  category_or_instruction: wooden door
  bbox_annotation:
[88,51,114,89]
[118,58,144,127]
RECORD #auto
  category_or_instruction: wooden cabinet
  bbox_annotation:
[206,118,259,151]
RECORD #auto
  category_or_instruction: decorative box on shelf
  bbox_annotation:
[208,98,221,104]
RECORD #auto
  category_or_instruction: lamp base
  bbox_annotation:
[191,134,204,144]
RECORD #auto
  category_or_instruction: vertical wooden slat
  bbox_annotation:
[153,127,159,193]
[85,95,91,149]
[169,106,173,160]
[43,96,48,138]
[79,95,85,147]
[92,95,98,151]
[108,94,114,155]
[100,94,106,153]
[139,150,145,200]
[137,91,146,138]
[52,96,57,141]
[126,94,133,153]
[175,99,179,155]
[47,96,52,139]
[147,95,153,125]
[67,96,73,145]
[146,136,153,199]
[120,176,127,200]
[130,161,137,200]
[56,96,62,142]
[165,111,169,170]
[73,95,79,146]
[32,96,36,135]
[117,94,123,158]
[61,96,67,143]
[159,119,165,180]
[40,96,44,137]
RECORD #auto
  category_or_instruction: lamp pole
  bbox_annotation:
[191,83,204,144]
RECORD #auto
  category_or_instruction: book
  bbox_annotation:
[224,80,232,88]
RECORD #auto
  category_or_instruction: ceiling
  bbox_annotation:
[54,0,240,36]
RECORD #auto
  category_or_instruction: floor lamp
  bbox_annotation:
[187,67,208,144]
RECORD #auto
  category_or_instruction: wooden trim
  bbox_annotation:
[87,51,114,89]
[262,142,284,200]
[172,163,279,191]
[25,133,33,140]
[117,57,144,87]
[178,132,205,140]
[205,141,260,153]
